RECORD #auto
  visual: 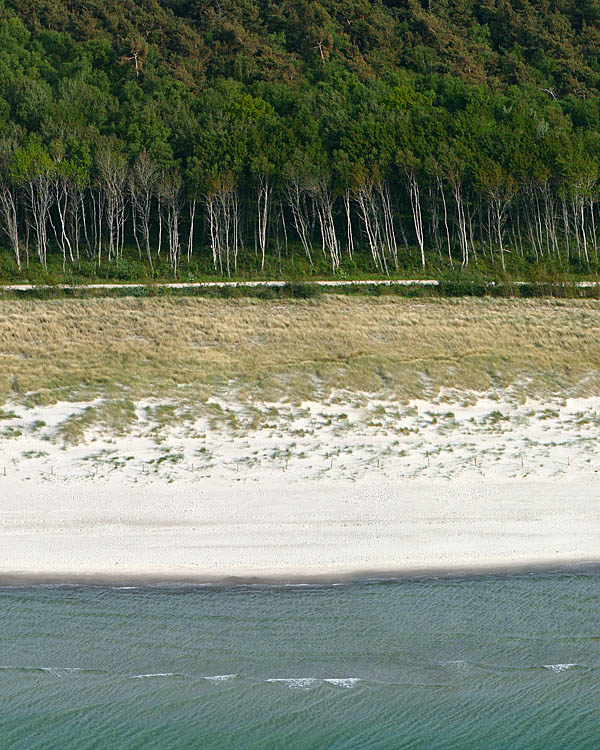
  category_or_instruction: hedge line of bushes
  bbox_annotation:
[2,280,599,301]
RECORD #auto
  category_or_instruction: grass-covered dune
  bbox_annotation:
[1,296,599,407]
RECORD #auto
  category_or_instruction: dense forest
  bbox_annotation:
[2,0,600,280]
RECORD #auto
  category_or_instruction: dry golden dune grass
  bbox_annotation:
[0,296,599,405]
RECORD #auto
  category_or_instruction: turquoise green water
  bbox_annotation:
[1,569,599,748]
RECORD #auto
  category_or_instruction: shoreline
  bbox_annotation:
[1,558,599,587]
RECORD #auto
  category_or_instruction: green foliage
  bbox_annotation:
[1,1,600,281]
[284,282,322,299]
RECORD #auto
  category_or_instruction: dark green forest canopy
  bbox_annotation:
[7,0,600,91]
[2,0,600,279]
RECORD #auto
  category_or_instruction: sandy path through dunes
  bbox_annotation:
[0,477,598,582]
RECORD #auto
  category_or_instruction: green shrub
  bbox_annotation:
[438,279,489,297]
[109,258,145,281]
[284,282,322,298]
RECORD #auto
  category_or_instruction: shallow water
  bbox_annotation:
[1,569,599,748]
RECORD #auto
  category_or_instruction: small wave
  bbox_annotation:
[544,663,577,673]
[323,678,360,688]
[0,665,85,677]
[202,674,238,683]
[284,583,315,589]
[266,678,319,690]
[266,677,359,690]
[129,672,178,679]
[41,667,84,678]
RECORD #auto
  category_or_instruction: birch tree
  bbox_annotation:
[97,144,127,263]
[0,141,21,269]
[157,169,183,275]
[129,151,158,269]
[11,143,54,269]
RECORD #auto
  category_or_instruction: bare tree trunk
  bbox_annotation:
[353,182,388,275]
[344,188,354,259]
[25,174,53,269]
[437,176,453,268]
[53,175,74,271]
[561,198,571,262]
[158,171,182,276]
[157,197,163,259]
[232,189,240,273]
[488,190,509,271]
[187,199,196,263]
[427,184,442,263]
[97,146,127,266]
[284,181,314,267]
[314,182,340,272]
[0,144,22,270]
[206,195,221,273]
[0,183,21,270]
[589,198,598,263]
[406,170,425,268]
[379,181,398,270]
[451,177,469,267]
[257,173,272,271]
[282,201,289,255]
[129,152,157,270]
[579,194,590,268]
[205,181,239,277]
[70,183,83,270]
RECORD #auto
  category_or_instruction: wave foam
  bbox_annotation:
[0,665,84,677]
[203,674,239,683]
[323,678,360,688]
[130,672,178,679]
[266,678,318,690]
[41,667,72,678]
[544,663,577,673]
[267,677,360,690]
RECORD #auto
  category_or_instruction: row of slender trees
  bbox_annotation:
[1,139,600,275]
[3,0,600,275]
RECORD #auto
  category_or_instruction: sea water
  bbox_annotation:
[1,568,599,748]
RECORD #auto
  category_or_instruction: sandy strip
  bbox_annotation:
[0,477,598,583]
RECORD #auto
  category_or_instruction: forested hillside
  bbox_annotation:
[2,0,600,280]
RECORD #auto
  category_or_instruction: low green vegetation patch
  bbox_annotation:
[55,399,138,446]
[2,278,600,302]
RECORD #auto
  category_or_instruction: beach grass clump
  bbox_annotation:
[56,406,98,445]
[537,408,560,420]
[21,449,48,459]
[482,410,510,425]
[99,398,138,434]
[55,399,137,446]
[152,451,185,467]
[1,425,22,439]
[145,403,180,428]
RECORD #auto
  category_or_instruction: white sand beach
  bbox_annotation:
[0,392,599,582]
[0,474,599,582]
